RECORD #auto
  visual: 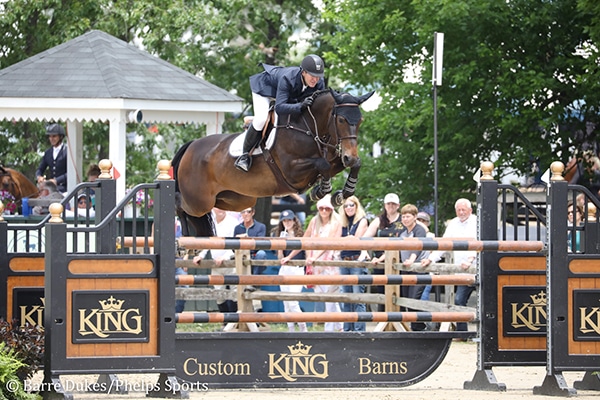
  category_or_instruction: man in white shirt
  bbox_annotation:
[193,208,239,313]
[421,198,477,332]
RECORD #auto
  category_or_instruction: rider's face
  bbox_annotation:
[302,71,320,88]
[48,134,62,147]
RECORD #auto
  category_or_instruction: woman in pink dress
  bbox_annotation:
[282,195,342,331]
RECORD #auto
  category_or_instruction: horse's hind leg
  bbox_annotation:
[190,214,215,237]
[177,209,216,237]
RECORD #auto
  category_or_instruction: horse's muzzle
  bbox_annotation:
[342,155,359,168]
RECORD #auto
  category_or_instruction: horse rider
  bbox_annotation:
[36,123,68,193]
[234,54,326,172]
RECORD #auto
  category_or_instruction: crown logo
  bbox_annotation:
[287,341,312,356]
[530,291,546,306]
[99,296,125,311]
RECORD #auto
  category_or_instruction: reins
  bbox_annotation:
[267,90,363,193]
[276,92,360,161]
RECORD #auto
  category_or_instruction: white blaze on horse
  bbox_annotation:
[172,88,374,236]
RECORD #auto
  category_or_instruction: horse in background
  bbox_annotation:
[564,150,600,201]
[0,166,39,205]
[172,88,374,236]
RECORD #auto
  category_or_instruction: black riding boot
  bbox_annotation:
[234,125,262,172]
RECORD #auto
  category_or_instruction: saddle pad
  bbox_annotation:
[230,128,276,157]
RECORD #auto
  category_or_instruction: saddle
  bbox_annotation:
[229,109,277,157]
[229,110,300,193]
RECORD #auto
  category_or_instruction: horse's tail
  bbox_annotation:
[171,140,193,193]
[172,142,215,237]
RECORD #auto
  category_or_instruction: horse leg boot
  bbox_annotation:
[234,125,262,172]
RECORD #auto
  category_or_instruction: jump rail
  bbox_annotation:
[178,237,545,251]
[120,235,545,252]
[176,311,476,324]
[176,274,476,286]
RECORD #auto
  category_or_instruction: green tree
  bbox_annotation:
[322,0,600,224]
[0,0,321,192]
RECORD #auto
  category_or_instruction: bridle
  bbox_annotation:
[278,91,362,161]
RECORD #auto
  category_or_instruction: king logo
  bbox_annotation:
[78,295,143,338]
[511,290,547,330]
[268,341,328,382]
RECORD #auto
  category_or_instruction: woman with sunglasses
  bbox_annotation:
[282,195,342,331]
[337,196,369,331]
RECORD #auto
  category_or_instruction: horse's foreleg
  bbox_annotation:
[342,160,360,198]
[309,177,332,202]
[329,160,361,207]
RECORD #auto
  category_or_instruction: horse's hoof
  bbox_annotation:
[309,188,324,202]
[331,191,344,207]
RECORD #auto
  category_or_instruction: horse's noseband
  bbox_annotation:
[279,92,362,160]
[327,103,361,157]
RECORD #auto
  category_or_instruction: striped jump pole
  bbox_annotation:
[176,274,476,286]
[119,236,545,252]
[176,311,476,324]
[177,236,544,252]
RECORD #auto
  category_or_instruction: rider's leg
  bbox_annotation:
[234,93,271,172]
[234,124,262,172]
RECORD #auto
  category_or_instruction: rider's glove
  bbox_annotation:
[300,97,314,110]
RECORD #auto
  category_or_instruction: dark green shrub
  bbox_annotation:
[0,320,44,381]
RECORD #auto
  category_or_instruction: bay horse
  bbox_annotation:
[0,166,39,205]
[172,88,374,236]
[564,150,600,186]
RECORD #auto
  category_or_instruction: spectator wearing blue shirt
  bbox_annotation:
[234,207,267,277]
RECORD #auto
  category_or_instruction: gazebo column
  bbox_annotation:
[109,116,127,200]
[66,120,83,194]
[205,111,226,135]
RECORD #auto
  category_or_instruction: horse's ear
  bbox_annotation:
[357,91,375,105]
[0,165,6,174]
[330,88,342,103]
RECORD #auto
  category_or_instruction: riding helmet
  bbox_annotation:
[46,123,65,137]
[301,54,325,78]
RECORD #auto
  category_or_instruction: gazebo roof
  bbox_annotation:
[0,30,240,103]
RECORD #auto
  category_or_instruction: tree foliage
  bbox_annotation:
[322,0,600,223]
[0,0,319,190]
